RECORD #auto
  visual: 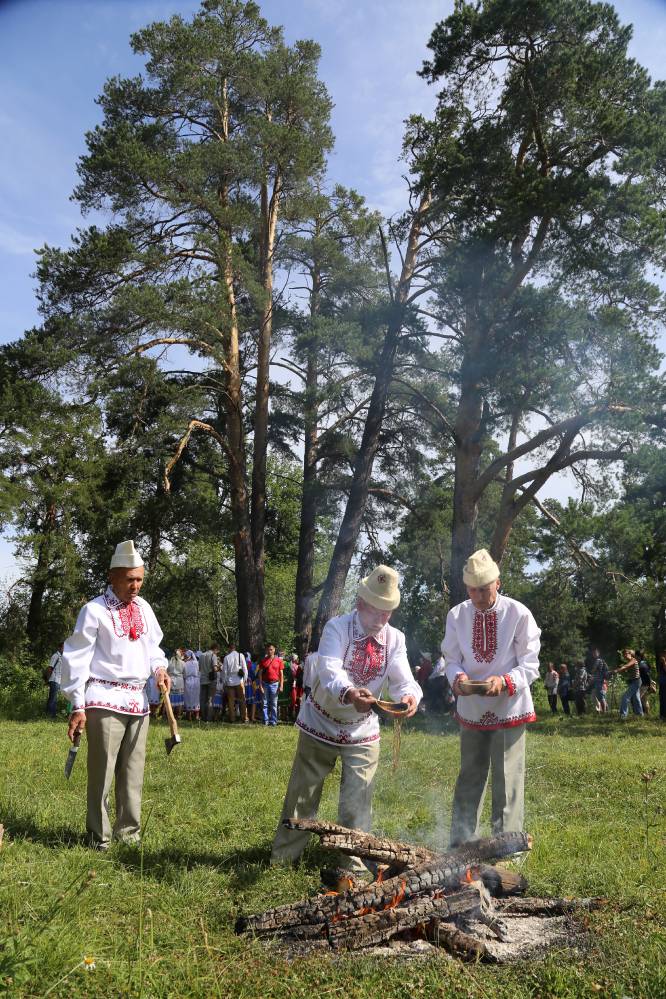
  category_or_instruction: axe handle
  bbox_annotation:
[158,680,179,740]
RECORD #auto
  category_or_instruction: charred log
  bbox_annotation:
[283,818,531,869]
[326,884,488,952]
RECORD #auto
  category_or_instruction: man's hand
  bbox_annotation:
[345,687,375,712]
[452,673,470,696]
[484,675,504,696]
[67,711,86,742]
[155,668,171,693]
[400,694,418,718]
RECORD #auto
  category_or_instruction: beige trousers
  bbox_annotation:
[224,684,247,722]
[86,709,149,847]
[271,730,380,872]
[450,724,526,847]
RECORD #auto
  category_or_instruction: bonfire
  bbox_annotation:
[236,820,604,962]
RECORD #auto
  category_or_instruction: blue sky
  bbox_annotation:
[1,0,666,580]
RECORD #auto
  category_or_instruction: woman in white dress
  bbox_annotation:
[182,648,200,720]
[167,649,185,719]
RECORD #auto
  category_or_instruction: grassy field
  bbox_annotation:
[1,703,665,998]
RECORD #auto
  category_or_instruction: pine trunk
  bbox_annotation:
[26,503,57,646]
[449,317,486,607]
[294,344,319,658]
[251,174,281,624]
[311,195,430,645]
[222,239,265,652]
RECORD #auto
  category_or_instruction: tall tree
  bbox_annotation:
[33,0,332,650]
[310,191,434,644]
[410,0,666,603]
[278,184,384,654]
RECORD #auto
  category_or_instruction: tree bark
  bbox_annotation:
[311,193,431,645]
[221,239,265,652]
[26,502,57,647]
[293,264,322,658]
[252,169,282,620]
[449,313,487,606]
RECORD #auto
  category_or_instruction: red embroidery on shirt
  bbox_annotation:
[104,594,146,641]
[472,610,497,663]
[348,637,385,687]
[455,709,536,730]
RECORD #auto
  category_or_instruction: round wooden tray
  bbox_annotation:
[371,699,409,718]
[457,679,493,695]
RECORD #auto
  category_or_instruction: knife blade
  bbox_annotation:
[64,731,82,779]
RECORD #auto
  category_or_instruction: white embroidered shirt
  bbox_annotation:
[61,586,168,716]
[296,611,422,747]
[443,593,540,731]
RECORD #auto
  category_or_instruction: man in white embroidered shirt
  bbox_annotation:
[443,549,540,847]
[271,565,421,875]
[61,540,170,850]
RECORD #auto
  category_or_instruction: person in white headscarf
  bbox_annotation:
[61,541,170,850]
[271,565,421,876]
[442,549,540,846]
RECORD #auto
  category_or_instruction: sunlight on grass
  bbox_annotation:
[1,714,665,997]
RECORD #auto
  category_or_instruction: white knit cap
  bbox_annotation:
[462,548,500,587]
[357,565,400,611]
[110,540,144,569]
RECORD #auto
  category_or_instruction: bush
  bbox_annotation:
[0,654,47,719]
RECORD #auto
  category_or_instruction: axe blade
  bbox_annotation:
[164,732,181,755]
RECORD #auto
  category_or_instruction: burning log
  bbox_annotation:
[239,832,529,938]
[283,818,531,870]
[236,823,598,963]
[239,858,470,936]
[282,818,432,866]
[326,883,489,952]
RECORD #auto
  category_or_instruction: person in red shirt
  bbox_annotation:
[259,643,284,726]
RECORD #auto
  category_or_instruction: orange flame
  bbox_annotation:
[383,879,407,911]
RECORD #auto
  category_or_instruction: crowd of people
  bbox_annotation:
[46,634,666,727]
[542,647,666,721]
[148,642,316,726]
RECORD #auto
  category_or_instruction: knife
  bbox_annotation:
[64,731,82,779]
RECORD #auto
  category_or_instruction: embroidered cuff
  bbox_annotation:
[503,673,516,696]
[340,686,353,705]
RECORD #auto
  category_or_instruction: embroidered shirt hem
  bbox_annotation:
[455,709,536,731]
[296,718,381,746]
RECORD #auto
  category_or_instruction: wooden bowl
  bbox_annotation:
[371,699,409,718]
[457,679,493,695]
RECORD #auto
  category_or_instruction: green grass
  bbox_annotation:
[1,706,665,998]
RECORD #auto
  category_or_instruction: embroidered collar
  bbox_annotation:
[352,611,387,646]
[104,585,137,610]
[103,586,146,641]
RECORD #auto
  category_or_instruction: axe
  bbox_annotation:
[158,679,181,755]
